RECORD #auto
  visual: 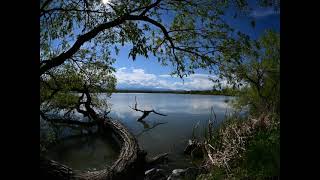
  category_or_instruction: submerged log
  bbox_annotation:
[40,118,147,180]
[41,92,171,179]
[129,96,167,121]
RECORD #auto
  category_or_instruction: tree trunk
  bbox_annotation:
[40,118,147,180]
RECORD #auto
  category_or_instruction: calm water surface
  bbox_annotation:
[46,93,234,171]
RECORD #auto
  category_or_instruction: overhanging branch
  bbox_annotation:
[40,12,206,77]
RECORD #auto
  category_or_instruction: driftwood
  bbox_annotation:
[41,92,171,179]
[41,101,169,179]
[129,96,167,121]
[40,117,146,180]
[129,96,168,136]
[40,118,170,180]
[41,89,146,179]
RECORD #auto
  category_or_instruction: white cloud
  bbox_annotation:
[118,67,127,71]
[114,68,231,90]
[159,74,172,78]
[115,67,157,86]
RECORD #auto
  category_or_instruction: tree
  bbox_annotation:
[40,61,116,152]
[40,0,279,179]
[40,0,275,77]
[40,0,279,112]
[214,30,280,114]
[40,0,241,143]
[40,0,234,130]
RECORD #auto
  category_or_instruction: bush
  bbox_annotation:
[196,113,279,179]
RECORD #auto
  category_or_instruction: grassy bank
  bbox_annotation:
[194,112,280,179]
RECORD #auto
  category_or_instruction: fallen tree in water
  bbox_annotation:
[129,96,168,137]
[41,116,146,180]
[129,96,167,121]
[41,117,170,180]
[40,91,169,180]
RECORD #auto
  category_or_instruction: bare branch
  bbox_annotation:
[151,110,167,116]
[129,96,167,121]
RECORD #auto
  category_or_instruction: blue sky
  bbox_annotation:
[47,1,279,91]
[110,3,280,91]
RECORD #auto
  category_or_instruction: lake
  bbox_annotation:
[46,93,234,171]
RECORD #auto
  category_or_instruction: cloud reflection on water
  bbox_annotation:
[101,93,236,159]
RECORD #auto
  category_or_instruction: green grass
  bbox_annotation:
[196,113,280,180]
[239,124,280,178]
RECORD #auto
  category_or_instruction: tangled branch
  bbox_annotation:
[129,96,167,121]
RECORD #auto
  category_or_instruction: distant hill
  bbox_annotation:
[94,85,236,95]
[115,84,185,92]
[112,89,235,96]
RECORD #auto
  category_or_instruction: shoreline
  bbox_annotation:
[96,90,236,96]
